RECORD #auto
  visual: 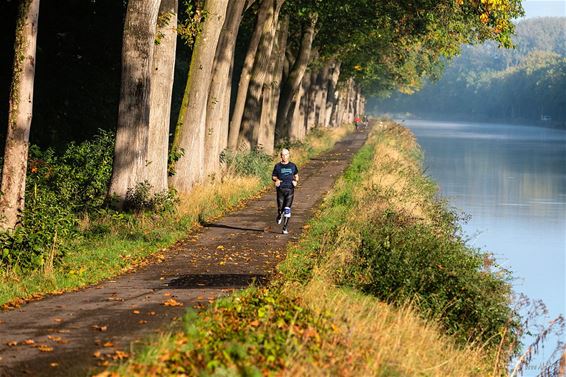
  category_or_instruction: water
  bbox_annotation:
[402,119,566,375]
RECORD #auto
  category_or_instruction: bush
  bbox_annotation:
[0,130,114,271]
[222,148,273,184]
[124,181,178,214]
[27,129,114,213]
[346,209,518,349]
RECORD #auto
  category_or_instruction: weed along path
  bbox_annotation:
[0,128,369,377]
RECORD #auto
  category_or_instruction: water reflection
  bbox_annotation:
[402,119,566,374]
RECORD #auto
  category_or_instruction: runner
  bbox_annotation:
[272,148,299,234]
[354,116,362,131]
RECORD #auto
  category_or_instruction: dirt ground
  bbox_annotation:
[0,128,368,377]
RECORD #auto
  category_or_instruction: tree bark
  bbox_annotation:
[257,15,288,155]
[227,0,274,150]
[289,71,309,141]
[147,0,177,193]
[305,68,318,131]
[204,0,247,175]
[275,14,317,142]
[238,0,284,150]
[314,61,331,127]
[325,61,340,127]
[108,0,160,206]
[169,0,228,193]
[0,0,40,231]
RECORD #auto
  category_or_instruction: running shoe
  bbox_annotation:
[276,213,283,224]
[282,229,288,234]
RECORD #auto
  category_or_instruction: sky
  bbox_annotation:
[522,0,566,17]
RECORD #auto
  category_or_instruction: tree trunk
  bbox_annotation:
[288,71,309,141]
[315,61,331,127]
[108,0,160,206]
[169,0,228,193]
[305,68,318,131]
[325,61,340,127]
[275,15,317,142]
[334,87,345,127]
[238,0,284,150]
[258,15,288,155]
[147,0,177,194]
[227,0,274,150]
[0,0,40,231]
[204,0,247,175]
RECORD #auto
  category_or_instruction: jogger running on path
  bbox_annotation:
[272,148,299,234]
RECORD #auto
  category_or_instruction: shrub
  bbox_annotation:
[346,209,518,349]
[124,181,178,214]
[0,130,114,271]
[222,148,273,184]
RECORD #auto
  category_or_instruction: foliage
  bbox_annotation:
[221,148,274,185]
[177,0,207,47]
[347,208,517,348]
[117,287,332,376]
[371,18,566,125]
[0,130,114,271]
[124,181,178,214]
[285,0,523,97]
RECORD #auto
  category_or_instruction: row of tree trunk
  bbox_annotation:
[0,0,366,230]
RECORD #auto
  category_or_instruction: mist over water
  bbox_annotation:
[402,119,566,375]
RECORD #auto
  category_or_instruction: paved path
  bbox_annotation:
[0,129,368,377]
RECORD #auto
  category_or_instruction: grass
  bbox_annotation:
[0,126,350,308]
[101,120,518,377]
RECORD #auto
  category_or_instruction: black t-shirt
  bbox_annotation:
[272,162,298,189]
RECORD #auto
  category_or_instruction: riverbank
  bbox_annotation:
[107,121,520,376]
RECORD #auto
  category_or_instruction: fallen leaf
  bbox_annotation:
[37,345,54,352]
[112,350,129,360]
[216,245,225,250]
[250,320,260,327]
[132,310,140,315]
[93,351,102,359]
[7,341,17,347]
[92,325,108,332]
[53,318,63,323]
[138,320,148,325]
[50,362,59,367]
[22,339,35,345]
[163,292,172,297]
[47,335,61,342]
[96,360,110,367]
[163,298,183,307]
[148,311,156,316]
[103,341,114,347]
